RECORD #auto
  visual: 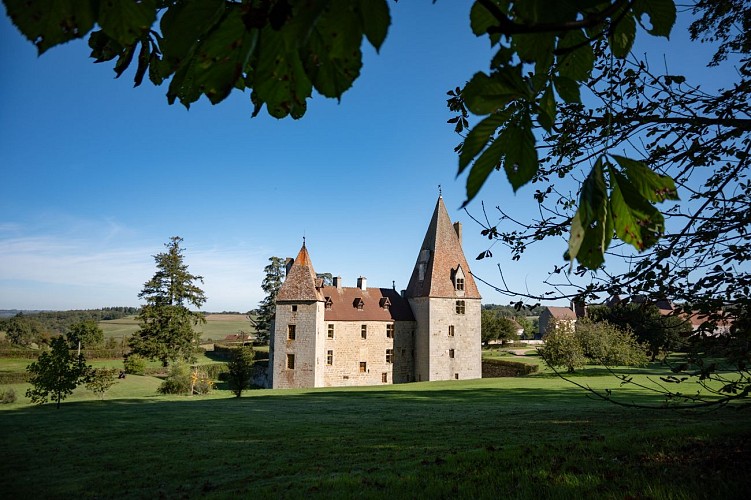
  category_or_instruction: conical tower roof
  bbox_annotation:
[405,197,481,299]
[276,242,323,302]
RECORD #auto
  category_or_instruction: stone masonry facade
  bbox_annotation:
[270,196,482,389]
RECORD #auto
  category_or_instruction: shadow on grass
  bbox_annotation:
[1,381,749,499]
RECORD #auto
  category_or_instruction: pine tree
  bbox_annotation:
[252,257,285,343]
[129,237,207,366]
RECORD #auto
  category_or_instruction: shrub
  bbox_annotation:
[227,347,255,397]
[158,363,213,395]
[85,368,118,400]
[1,387,17,404]
[0,372,29,384]
[539,325,586,373]
[123,354,146,375]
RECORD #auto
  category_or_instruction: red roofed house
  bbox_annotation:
[538,306,579,337]
[270,196,482,389]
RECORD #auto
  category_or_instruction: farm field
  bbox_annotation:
[99,313,254,343]
[1,357,749,498]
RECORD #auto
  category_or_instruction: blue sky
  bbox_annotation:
[0,2,724,312]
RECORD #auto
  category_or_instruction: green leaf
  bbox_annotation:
[611,155,679,202]
[159,0,226,74]
[553,75,581,103]
[463,69,527,115]
[302,1,364,99]
[250,26,312,118]
[609,168,665,251]
[609,9,636,58]
[470,1,500,36]
[513,32,555,64]
[358,0,390,51]
[464,135,506,206]
[634,0,676,38]
[458,113,506,174]
[556,30,595,82]
[537,83,556,132]
[98,0,157,46]
[500,113,538,191]
[88,30,124,63]
[4,0,97,54]
[568,161,612,268]
[168,8,259,108]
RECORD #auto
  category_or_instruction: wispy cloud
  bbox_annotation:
[0,220,268,311]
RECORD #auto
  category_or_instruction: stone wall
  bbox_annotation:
[272,300,324,389]
[426,298,482,381]
[322,320,415,386]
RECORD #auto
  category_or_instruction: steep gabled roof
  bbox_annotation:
[405,196,481,299]
[276,243,323,302]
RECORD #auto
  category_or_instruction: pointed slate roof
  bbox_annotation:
[276,243,323,302]
[405,197,481,299]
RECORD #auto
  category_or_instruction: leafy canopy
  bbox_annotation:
[26,336,89,409]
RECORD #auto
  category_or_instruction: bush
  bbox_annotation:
[1,387,17,404]
[482,359,539,377]
[158,363,214,395]
[0,372,29,384]
[85,368,118,400]
[123,354,146,375]
[227,347,255,397]
[540,319,649,372]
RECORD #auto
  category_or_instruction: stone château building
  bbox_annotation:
[269,196,482,389]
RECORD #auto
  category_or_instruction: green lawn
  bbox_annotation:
[1,365,749,498]
[99,314,255,342]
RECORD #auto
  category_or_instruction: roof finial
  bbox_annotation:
[303,233,306,247]
[438,184,442,197]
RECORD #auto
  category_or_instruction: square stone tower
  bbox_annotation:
[404,196,482,381]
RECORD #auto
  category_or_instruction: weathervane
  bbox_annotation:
[438,184,442,197]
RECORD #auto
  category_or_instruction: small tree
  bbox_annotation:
[85,368,118,400]
[539,322,585,373]
[481,309,519,344]
[66,320,104,353]
[227,346,255,398]
[26,336,88,408]
[123,354,146,375]
[130,236,207,366]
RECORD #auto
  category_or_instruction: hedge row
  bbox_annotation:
[0,372,30,384]
[0,348,127,360]
[212,344,269,361]
[481,359,539,378]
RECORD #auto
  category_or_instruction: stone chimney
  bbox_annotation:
[333,276,342,289]
[572,300,587,318]
[453,222,462,245]
[357,276,367,291]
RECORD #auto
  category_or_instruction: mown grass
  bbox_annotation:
[1,369,750,499]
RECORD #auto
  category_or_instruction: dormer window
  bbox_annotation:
[325,297,333,310]
[354,298,364,310]
[379,297,391,310]
[453,265,466,296]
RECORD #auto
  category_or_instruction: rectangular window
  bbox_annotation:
[455,300,465,315]
[456,278,465,291]
[286,354,295,369]
[327,350,333,366]
[449,349,455,359]
[455,373,459,380]
[291,305,298,312]
[359,361,367,373]
[327,324,334,339]
[386,349,393,363]
[386,324,394,338]
[361,324,367,339]
[287,324,296,340]
[382,372,388,383]
[448,325,455,337]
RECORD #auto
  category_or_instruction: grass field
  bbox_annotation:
[99,313,254,343]
[1,353,750,498]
